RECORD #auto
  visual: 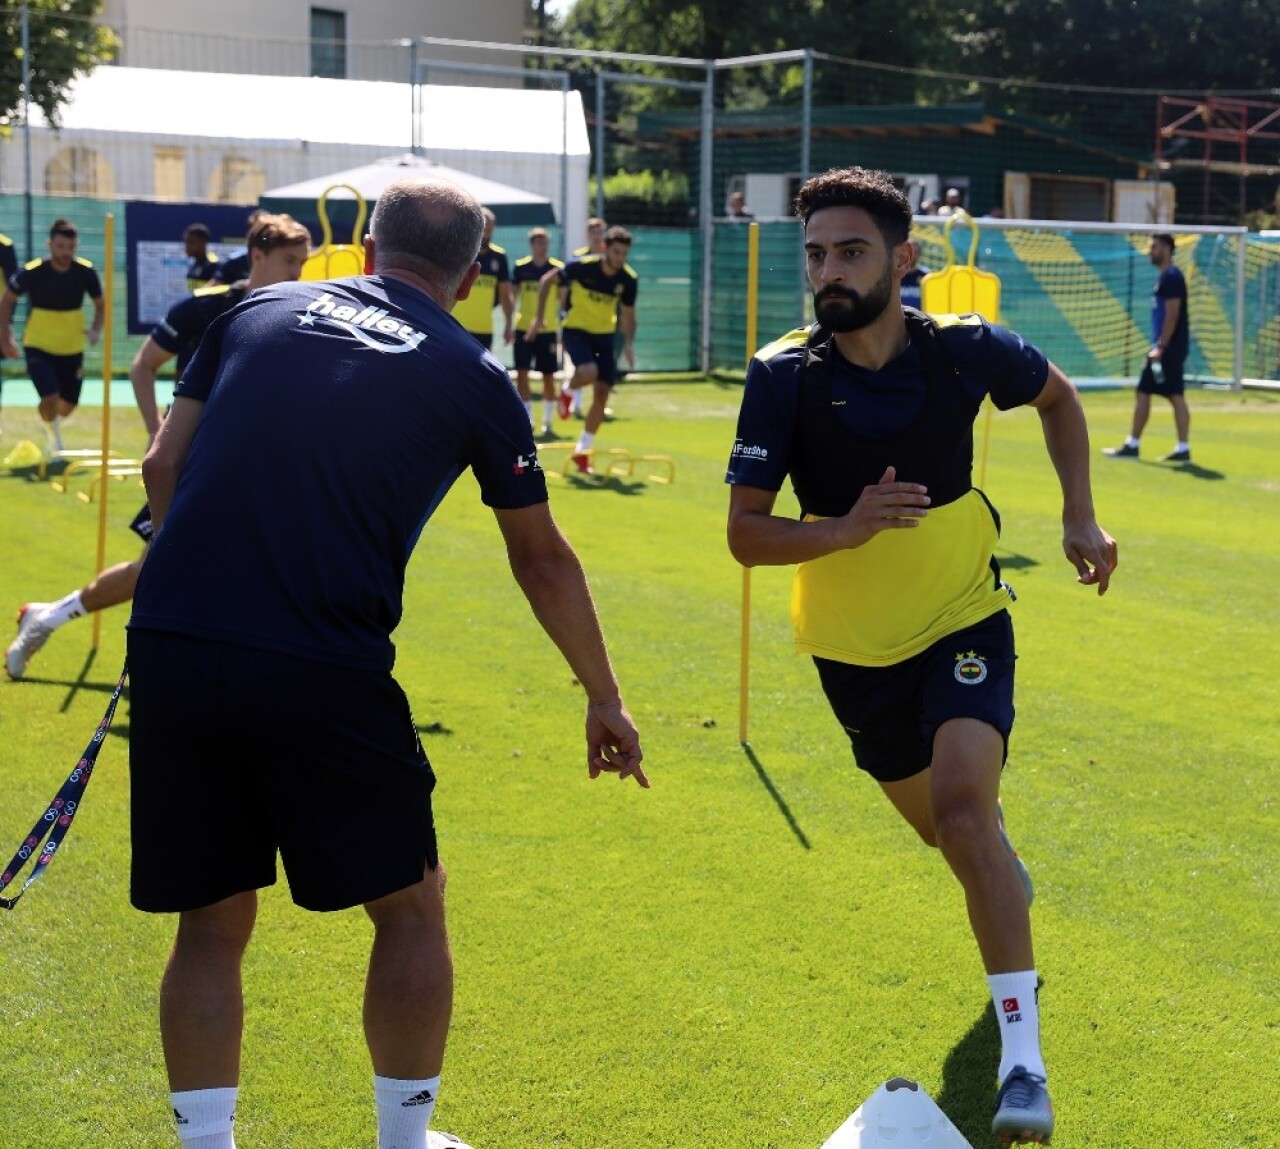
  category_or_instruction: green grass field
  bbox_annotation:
[0,382,1277,1148]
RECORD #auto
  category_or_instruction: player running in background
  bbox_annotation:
[527,226,637,475]
[726,166,1116,1146]
[511,227,564,437]
[4,213,311,681]
[450,207,512,349]
[565,217,608,416]
[0,219,104,455]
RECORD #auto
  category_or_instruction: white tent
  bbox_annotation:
[0,66,589,232]
[262,154,555,226]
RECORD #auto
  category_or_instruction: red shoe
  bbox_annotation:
[557,388,573,420]
[571,452,593,475]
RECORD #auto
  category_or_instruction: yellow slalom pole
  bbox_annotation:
[91,213,115,651]
[739,222,760,746]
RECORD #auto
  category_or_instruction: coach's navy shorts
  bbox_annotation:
[563,329,619,385]
[514,331,559,375]
[127,630,439,913]
[26,349,84,405]
[1137,354,1185,396]
[814,610,1016,783]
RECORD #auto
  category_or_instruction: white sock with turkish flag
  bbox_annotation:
[987,969,1045,1084]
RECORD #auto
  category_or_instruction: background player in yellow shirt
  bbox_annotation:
[528,227,637,474]
[0,219,104,453]
[511,227,563,437]
[450,207,512,349]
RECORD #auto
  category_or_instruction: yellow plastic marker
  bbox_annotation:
[301,184,368,281]
[920,209,1001,321]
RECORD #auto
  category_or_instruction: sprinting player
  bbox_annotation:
[527,226,637,474]
[725,167,1116,1146]
[4,214,311,681]
[0,230,17,430]
[1103,231,1192,462]
[126,177,646,1149]
[183,223,219,291]
[512,227,564,437]
[566,217,609,414]
[450,206,512,349]
[0,219,104,454]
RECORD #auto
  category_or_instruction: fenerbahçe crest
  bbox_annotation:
[954,650,988,685]
[296,292,428,353]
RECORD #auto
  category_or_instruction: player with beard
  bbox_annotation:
[725,167,1117,1146]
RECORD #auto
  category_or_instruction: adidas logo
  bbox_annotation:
[401,1088,435,1107]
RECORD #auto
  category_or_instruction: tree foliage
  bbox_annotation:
[0,1,118,131]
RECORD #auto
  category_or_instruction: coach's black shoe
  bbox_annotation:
[1102,443,1139,458]
[1160,448,1191,463]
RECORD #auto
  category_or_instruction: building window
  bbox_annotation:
[153,146,186,200]
[208,155,266,204]
[310,7,346,79]
[45,146,114,197]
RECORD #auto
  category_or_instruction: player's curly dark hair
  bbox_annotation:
[794,167,912,248]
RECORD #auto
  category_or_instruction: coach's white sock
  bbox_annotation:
[576,430,595,454]
[375,1073,440,1149]
[170,1087,237,1148]
[42,590,87,631]
[1175,440,1190,453]
[542,399,555,428]
[1125,435,1140,449]
[524,398,534,425]
[988,970,1045,1084]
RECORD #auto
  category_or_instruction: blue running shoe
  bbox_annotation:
[997,801,1035,907]
[992,1064,1054,1145]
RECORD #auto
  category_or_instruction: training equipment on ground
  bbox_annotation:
[822,1078,974,1148]
[302,183,367,280]
[921,211,1002,322]
[427,1132,474,1149]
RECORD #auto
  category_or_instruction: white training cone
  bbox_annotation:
[821,1077,974,1148]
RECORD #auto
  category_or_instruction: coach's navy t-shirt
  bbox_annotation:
[130,275,548,672]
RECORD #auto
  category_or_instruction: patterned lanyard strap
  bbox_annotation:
[0,661,128,910]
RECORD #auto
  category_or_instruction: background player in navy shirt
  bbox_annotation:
[4,213,310,681]
[128,177,646,1149]
[1104,231,1193,462]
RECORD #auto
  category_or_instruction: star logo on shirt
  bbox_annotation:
[297,311,317,327]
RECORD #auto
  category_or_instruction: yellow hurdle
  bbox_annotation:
[301,184,368,281]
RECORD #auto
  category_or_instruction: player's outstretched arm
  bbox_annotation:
[494,502,648,788]
[129,338,175,440]
[141,396,204,533]
[727,467,930,568]
[0,289,21,358]
[1029,361,1118,595]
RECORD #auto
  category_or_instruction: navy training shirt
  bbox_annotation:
[131,274,549,672]
[726,314,1048,493]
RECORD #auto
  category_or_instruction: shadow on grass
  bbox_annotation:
[1126,457,1226,481]
[564,475,649,496]
[993,552,1039,572]
[936,1000,1002,1146]
[741,742,811,850]
[416,719,453,737]
[1168,461,1225,480]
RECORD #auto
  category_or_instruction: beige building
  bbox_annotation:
[97,0,525,81]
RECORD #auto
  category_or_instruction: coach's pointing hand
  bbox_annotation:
[586,698,648,788]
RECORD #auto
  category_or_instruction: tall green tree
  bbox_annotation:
[0,1,118,130]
